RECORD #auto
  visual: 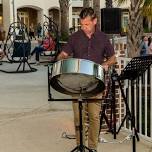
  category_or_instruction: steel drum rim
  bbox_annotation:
[51,58,104,81]
[55,58,102,67]
[50,58,105,97]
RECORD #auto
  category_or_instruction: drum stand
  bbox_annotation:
[47,60,105,152]
[48,94,101,152]
[47,73,96,152]
[70,96,93,152]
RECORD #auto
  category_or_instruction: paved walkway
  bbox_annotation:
[0,63,152,152]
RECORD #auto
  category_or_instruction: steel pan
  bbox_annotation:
[50,58,105,97]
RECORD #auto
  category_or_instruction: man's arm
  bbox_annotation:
[56,51,69,60]
[102,54,117,70]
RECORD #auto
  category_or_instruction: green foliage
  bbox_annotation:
[60,32,69,41]
[116,0,128,6]
[144,27,152,32]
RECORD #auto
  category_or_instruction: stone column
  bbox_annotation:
[3,0,11,32]
[69,0,72,28]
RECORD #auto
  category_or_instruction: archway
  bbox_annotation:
[17,7,43,35]
[48,7,60,32]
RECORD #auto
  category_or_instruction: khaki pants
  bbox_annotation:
[72,99,101,150]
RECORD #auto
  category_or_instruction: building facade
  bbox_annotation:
[0,0,130,34]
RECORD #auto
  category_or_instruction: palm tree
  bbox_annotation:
[117,0,152,57]
[93,0,101,28]
[83,0,90,8]
[105,0,113,8]
[59,0,70,40]
[142,3,152,31]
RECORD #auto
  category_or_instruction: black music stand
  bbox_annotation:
[113,55,152,152]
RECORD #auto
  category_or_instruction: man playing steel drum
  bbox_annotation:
[57,7,116,152]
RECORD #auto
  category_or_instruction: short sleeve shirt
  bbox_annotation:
[63,29,115,64]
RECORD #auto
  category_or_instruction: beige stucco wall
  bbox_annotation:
[3,0,60,32]
[2,0,130,33]
[3,0,11,32]
[72,0,130,8]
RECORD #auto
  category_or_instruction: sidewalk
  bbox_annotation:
[0,64,152,152]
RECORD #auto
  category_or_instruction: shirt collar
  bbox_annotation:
[80,27,100,39]
[80,28,99,40]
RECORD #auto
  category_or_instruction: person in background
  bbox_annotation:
[140,36,149,56]
[0,25,5,64]
[29,24,36,40]
[57,7,116,152]
[0,48,4,60]
[36,23,42,38]
[148,36,152,54]
[0,24,5,43]
[30,31,55,65]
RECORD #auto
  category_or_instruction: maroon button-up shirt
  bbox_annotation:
[63,29,114,64]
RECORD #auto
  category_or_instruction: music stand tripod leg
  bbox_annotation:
[116,79,129,132]
[111,76,117,139]
[99,100,112,134]
[48,65,52,101]
[115,78,139,152]
[48,63,54,101]
[117,79,139,140]
[70,98,92,152]
[131,80,138,152]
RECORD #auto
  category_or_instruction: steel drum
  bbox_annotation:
[50,58,105,97]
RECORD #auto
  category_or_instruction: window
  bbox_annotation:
[122,12,129,32]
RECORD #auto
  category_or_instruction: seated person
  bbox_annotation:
[30,31,55,64]
[0,48,4,60]
[140,36,149,56]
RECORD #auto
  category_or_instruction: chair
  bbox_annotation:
[13,40,31,58]
[2,21,37,73]
[39,15,61,63]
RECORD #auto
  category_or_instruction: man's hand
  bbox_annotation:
[57,51,69,60]
[102,64,109,72]
[101,55,116,72]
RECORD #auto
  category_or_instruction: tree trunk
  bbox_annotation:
[83,0,90,8]
[59,0,69,40]
[148,17,152,31]
[93,0,101,29]
[105,0,113,8]
[127,0,143,57]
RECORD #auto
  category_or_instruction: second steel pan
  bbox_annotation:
[50,58,105,97]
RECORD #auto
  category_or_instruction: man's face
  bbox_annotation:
[80,16,97,35]
[144,36,148,42]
